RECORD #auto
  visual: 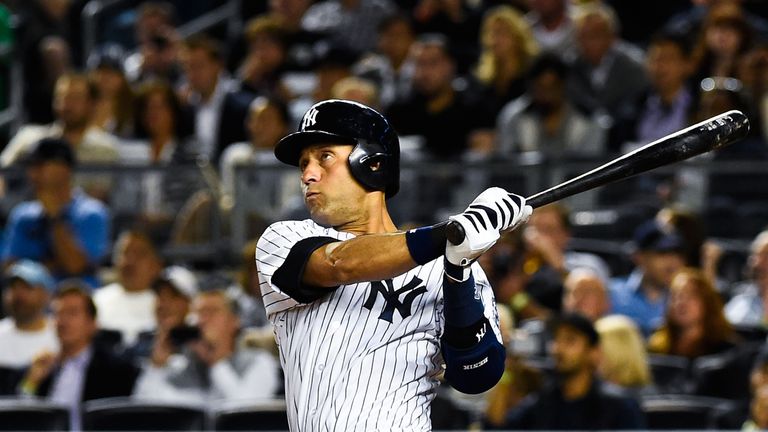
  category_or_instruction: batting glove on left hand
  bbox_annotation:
[445,187,532,267]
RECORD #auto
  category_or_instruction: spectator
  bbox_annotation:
[648,268,738,359]
[483,304,544,428]
[16,0,83,123]
[725,229,768,326]
[353,13,416,109]
[128,266,199,362]
[496,53,605,160]
[227,241,269,329]
[471,6,539,120]
[87,46,135,138]
[595,314,653,396]
[386,34,493,159]
[133,289,280,403]
[331,76,380,108]
[1,138,111,288]
[745,384,768,431]
[565,3,648,152]
[179,35,254,164]
[266,0,317,71]
[238,15,291,100]
[302,0,396,56]
[610,220,686,336]
[123,2,181,85]
[0,260,58,369]
[93,229,163,345]
[411,0,482,72]
[502,313,646,430]
[19,284,139,431]
[116,80,202,240]
[737,43,768,143]
[525,0,577,58]
[690,3,755,89]
[619,32,696,148]
[563,268,610,322]
[219,95,295,225]
[513,203,611,317]
[288,42,358,123]
[1,73,119,168]
[664,0,768,55]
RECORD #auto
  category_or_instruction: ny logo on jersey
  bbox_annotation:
[302,107,319,129]
[363,277,427,323]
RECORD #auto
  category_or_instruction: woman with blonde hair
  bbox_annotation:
[472,5,539,117]
[595,314,652,393]
[649,268,739,359]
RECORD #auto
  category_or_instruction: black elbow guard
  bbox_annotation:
[441,321,506,394]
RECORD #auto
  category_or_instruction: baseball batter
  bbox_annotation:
[256,99,532,430]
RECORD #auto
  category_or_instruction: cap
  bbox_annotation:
[550,312,600,346]
[633,221,684,253]
[24,137,75,167]
[87,44,126,73]
[4,260,56,292]
[153,266,199,300]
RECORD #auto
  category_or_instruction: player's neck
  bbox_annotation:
[335,194,397,236]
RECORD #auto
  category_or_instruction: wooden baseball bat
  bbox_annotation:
[446,110,751,245]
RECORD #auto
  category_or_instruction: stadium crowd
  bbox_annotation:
[1,0,768,429]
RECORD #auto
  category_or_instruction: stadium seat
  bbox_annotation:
[647,354,690,394]
[0,367,22,396]
[691,343,762,401]
[641,394,735,430]
[210,399,289,431]
[0,397,69,431]
[82,397,206,431]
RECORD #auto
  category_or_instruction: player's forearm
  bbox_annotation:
[306,233,417,286]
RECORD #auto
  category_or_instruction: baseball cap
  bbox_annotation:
[4,260,56,292]
[152,266,199,300]
[633,220,684,253]
[24,137,76,167]
[549,312,600,346]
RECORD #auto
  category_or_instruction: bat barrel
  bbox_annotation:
[446,110,750,245]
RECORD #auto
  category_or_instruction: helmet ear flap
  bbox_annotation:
[348,140,389,193]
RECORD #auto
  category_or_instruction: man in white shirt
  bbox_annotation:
[94,229,163,345]
[134,289,279,403]
[0,260,59,369]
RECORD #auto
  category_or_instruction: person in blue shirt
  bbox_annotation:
[610,220,686,336]
[1,138,110,288]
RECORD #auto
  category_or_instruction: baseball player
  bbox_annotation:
[256,99,532,430]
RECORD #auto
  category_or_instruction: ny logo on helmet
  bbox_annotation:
[363,276,427,323]
[302,107,319,129]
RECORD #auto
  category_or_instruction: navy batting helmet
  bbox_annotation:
[274,99,400,198]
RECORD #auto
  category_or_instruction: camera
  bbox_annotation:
[168,325,201,347]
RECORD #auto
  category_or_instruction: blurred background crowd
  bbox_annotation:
[1,0,768,430]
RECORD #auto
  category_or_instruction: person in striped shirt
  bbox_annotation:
[256,99,531,430]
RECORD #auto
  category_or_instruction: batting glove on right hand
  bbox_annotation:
[446,187,532,267]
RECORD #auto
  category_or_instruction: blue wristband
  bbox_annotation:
[405,221,448,265]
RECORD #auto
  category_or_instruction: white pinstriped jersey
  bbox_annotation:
[256,219,502,431]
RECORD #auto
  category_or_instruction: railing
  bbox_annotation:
[1,158,765,272]
[81,0,244,59]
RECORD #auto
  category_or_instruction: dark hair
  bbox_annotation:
[527,53,569,82]
[414,33,454,61]
[55,283,98,319]
[648,31,693,59]
[58,73,99,101]
[138,1,177,25]
[133,79,185,139]
[377,13,414,35]
[183,34,224,63]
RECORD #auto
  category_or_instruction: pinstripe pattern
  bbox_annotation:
[256,219,502,431]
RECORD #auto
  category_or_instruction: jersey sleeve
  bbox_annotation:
[255,220,339,316]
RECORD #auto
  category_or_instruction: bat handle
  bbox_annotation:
[446,220,466,245]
